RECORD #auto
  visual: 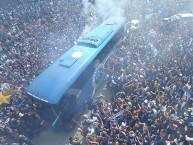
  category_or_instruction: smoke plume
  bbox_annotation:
[82,0,128,34]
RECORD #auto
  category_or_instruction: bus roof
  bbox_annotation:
[78,17,126,48]
[26,17,126,104]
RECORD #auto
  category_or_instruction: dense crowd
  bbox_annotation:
[75,2,193,145]
[77,28,193,145]
[0,0,193,145]
[0,0,85,144]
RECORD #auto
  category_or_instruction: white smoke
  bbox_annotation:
[82,0,128,34]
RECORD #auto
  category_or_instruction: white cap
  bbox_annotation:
[19,112,24,117]
[151,100,156,104]
[152,109,157,114]
[144,99,148,103]
[83,114,88,119]
[121,122,126,127]
[161,106,167,112]
[77,128,82,132]
[92,116,98,121]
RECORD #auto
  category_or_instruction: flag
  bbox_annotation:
[107,110,124,121]
[0,92,11,105]
[150,44,158,57]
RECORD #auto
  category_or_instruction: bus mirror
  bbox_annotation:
[51,112,62,129]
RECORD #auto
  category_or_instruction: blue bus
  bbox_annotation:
[26,17,126,129]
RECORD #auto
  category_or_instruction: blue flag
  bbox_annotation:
[107,110,124,121]
[150,44,158,57]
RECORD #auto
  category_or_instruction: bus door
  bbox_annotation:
[51,89,81,129]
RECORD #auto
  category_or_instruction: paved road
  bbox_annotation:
[32,128,76,145]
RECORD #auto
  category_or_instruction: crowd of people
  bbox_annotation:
[76,1,193,145]
[0,0,193,145]
[0,0,86,144]
[78,28,193,145]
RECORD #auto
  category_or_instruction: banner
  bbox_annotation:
[150,44,158,57]
[107,110,124,121]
